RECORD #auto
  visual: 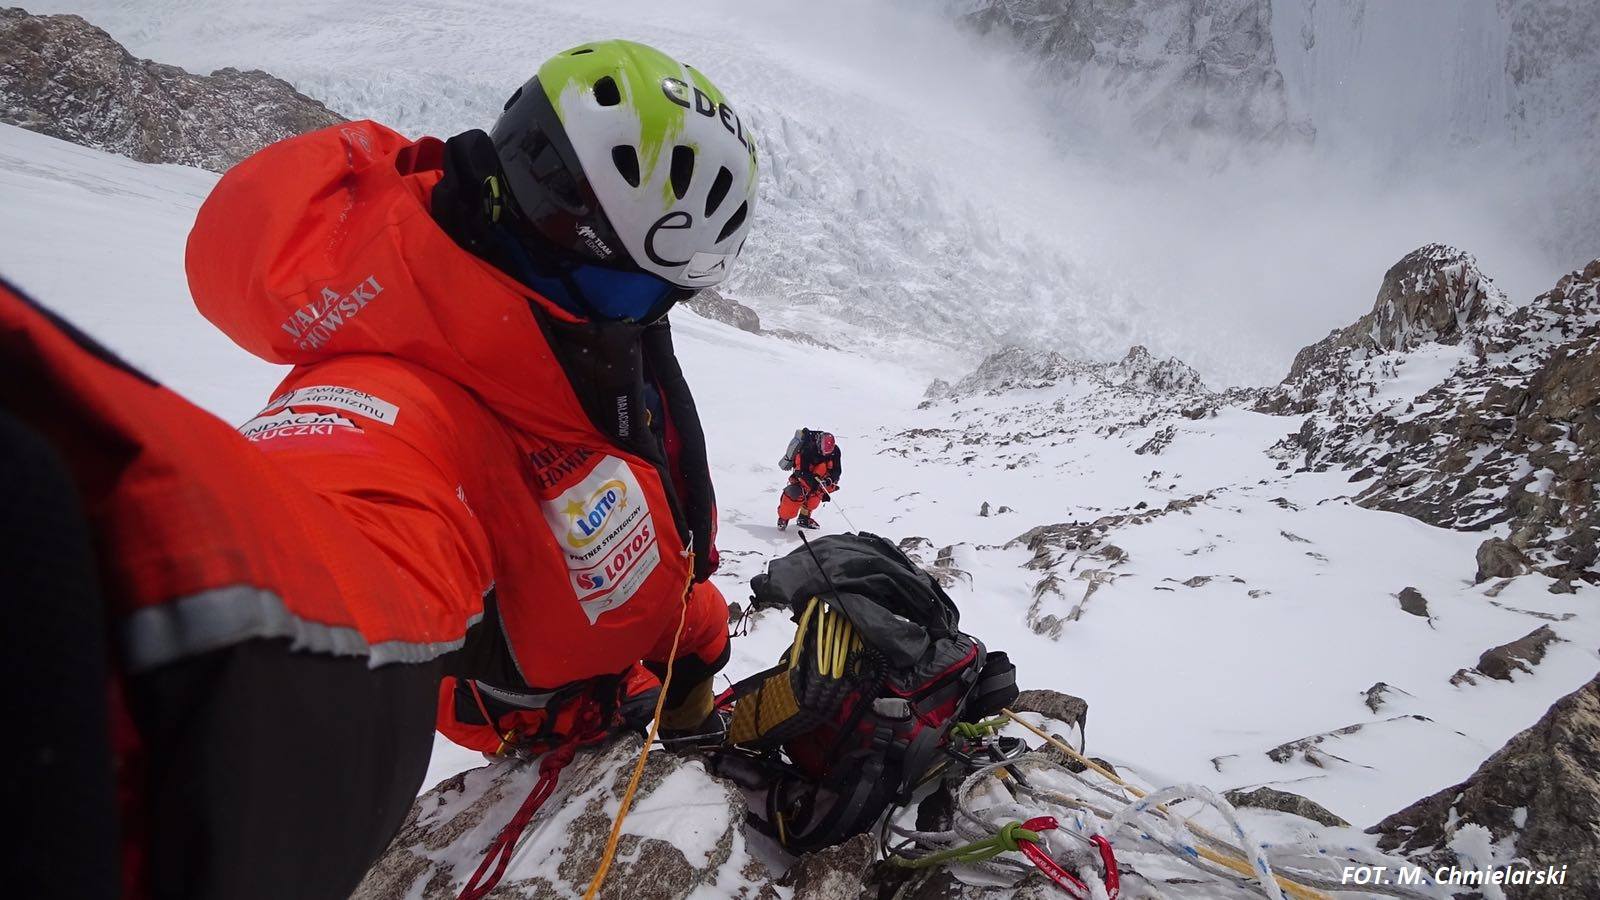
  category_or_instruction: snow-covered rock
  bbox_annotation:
[1260,249,1600,584]
[1371,672,1600,898]
[0,8,344,172]
[685,289,764,335]
[1266,244,1507,414]
[353,736,775,900]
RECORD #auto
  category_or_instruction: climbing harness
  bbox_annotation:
[455,557,695,900]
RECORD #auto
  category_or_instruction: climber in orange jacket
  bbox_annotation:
[0,40,757,900]
[777,428,842,530]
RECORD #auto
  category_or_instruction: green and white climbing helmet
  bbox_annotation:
[491,39,759,289]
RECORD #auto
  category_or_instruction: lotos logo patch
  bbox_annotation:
[541,456,662,623]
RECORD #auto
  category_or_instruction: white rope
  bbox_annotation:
[895,751,1445,900]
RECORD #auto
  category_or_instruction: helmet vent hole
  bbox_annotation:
[705,167,733,217]
[670,145,695,200]
[593,76,622,106]
[502,87,522,112]
[570,47,594,56]
[611,146,641,188]
[717,202,748,243]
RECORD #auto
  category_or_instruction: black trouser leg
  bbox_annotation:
[131,641,445,900]
[0,410,120,898]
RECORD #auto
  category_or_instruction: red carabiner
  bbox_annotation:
[1018,817,1119,900]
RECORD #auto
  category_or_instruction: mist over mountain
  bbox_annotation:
[22,0,1596,386]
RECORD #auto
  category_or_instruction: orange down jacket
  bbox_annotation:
[181,121,729,741]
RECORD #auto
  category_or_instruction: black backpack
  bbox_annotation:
[719,533,1018,852]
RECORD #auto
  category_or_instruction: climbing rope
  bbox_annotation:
[886,710,1445,899]
[890,815,1120,900]
[580,560,694,900]
[455,557,695,900]
[1003,708,1322,900]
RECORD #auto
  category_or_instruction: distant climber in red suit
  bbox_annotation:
[777,428,842,530]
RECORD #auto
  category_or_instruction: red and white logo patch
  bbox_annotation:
[238,408,362,443]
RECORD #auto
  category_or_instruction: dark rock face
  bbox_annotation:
[783,833,876,900]
[1370,673,1600,899]
[1397,587,1430,618]
[958,0,1310,147]
[1361,244,1509,353]
[683,289,761,334]
[0,8,345,172]
[1474,625,1561,682]
[1011,689,1089,735]
[1260,251,1600,584]
[1476,537,1529,582]
[1223,786,1349,828]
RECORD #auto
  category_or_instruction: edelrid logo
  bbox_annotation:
[279,275,384,352]
[659,78,757,163]
[562,479,627,548]
[576,225,614,259]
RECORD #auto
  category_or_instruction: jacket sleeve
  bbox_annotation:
[221,357,496,662]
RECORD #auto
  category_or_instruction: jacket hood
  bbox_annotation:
[187,120,595,442]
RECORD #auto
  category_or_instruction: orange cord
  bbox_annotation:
[581,560,694,900]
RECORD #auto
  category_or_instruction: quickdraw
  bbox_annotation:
[888,815,1119,900]
[1017,816,1120,900]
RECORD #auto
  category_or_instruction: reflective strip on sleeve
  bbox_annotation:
[120,584,481,673]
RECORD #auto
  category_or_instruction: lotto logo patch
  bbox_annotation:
[541,455,661,624]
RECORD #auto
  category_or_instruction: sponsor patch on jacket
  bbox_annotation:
[263,385,398,426]
[541,455,661,624]
[239,408,363,442]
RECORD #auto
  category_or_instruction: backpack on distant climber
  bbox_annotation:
[778,428,808,470]
[715,532,1018,852]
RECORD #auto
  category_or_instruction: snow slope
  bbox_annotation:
[4,123,1596,848]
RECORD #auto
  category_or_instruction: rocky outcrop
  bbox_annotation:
[1007,494,1206,636]
[1370,673,1600,898]
[0,8,344,171]
[957,0,1311,148]
[1114,345,1208,395]
[681,287,834,349]
[926,345,1209,402]
[783,833,876,900]
[1344,244,1508,354]
[1262,244,1507,415]
[353,736,772,899]
[683,289,762,334]
[1260,251,1600,583]
[1396,587,1430,618]
[1472,625,1562,683]
[906,345,1215,471]
[1223,786,1348,828]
